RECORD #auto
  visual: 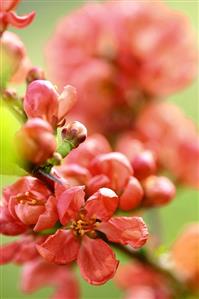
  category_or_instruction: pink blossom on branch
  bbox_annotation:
[2,176,58,232]
[37,186,148,285]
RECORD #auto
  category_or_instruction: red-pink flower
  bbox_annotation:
[115,262,173,299]
[0,0,35,34]
[0,31,30,86]
[136,102,199,188]
[37,186,148,285]
[3,176,58,231]
[24,80,77,128]
[21,258,79,299]
[16,118,57,165]
[46,0,197,134]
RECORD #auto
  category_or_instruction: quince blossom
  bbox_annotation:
[37,186,148,285]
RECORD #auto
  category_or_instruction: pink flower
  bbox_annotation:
[37,186,148,285]
[0,0,35,34]
[0,235,44,265]
[3,176,58,231]
[24,80,77,128]
[21,258,79,299]
[46,1,197,133]
[136,102,199,188]
[115,262,173,299]
[0,31,31,86]
[171,223,199,291]
[16,118,57,165]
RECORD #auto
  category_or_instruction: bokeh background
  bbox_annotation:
[1,0,198,298]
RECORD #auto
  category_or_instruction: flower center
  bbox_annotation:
[15,191,44,206]
[70,210,98,237]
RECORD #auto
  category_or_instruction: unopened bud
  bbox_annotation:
[26,67,45,84]
[132,150,157,180]
[0,31,26,87]
[15,118,56,165]
[143,175,176,207]
[61,121,87,148]
[119,176,144,211]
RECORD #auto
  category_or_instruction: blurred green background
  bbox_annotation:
[1,0,199,298]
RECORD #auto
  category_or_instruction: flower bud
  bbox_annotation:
[15,118,56,165]
[143,176,176,207]
[61,121,87,148]
[0,31,29,87]
[24,80,76,128]
[26,67,45,84]
[132,150,157,180]
[119,176,144,211]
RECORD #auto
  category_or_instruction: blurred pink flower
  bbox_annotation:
[115,261,173,299]
[171,223,199,291]
[0,235,44,265]
[46,0,197,134]
[135,102,199,188]
[21,258,79,299]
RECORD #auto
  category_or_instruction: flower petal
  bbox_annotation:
[87,174,110,195]
[90,152,133,193]
[0,241,20,264]
[57,186,85,225]
[0,206,26,236]
[34,196,58,232]
[57,85,77,123]
[98,217,148,249]
[85,188,118,221]
[36,229,80,264]
[119,176,143,211]
[77,236,119,285]
[15,203,45,225]
[6,11,35,29]
[57,163,91,185]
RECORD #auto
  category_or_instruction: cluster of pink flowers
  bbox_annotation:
[47,0,199,188]
[1,0,198,299]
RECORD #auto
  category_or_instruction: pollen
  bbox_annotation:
[71,217,97,237]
